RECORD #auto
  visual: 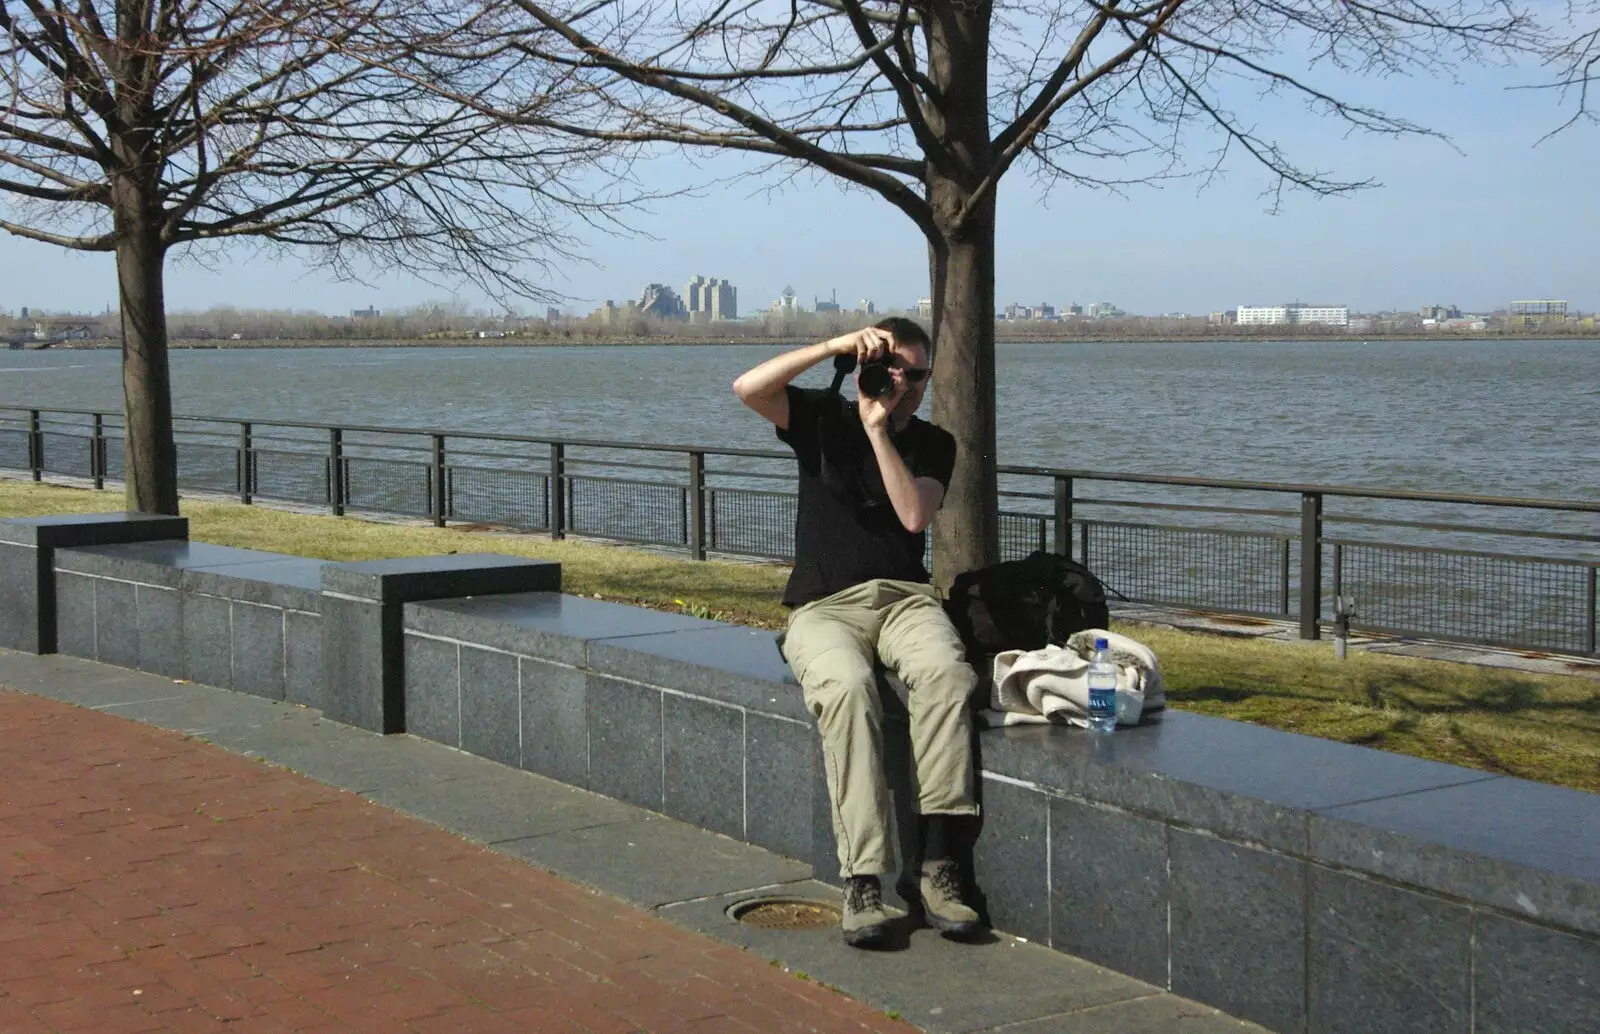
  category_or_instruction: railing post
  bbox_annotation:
[1299,492,1323,640]
[1053,476,1073,558]
[430,434,446,527]
[1279,538,1292,616]
[92,413,105,490]
[1079,521,1090,566]
[688,450,706,562]
[1585,566,1597,657]
[548,442,565,540]
[239,422,253,504]
[329,428,344,516]
[28,409,41,481]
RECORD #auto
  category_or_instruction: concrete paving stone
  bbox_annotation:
[492,813,809,908]
[992,993,1268,1032]
[660,879,1166,1034]
[360,762,637,844]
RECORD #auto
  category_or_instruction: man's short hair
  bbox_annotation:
[874,316,932,360]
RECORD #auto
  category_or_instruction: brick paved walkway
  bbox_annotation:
[0,690,910,1034]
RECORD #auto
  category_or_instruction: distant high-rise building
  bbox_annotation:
[915,298,933,320]
[772,286,799,316]
[638,283,686,320]
[1236,304,1347,327]
[352,306,380,319]
[1508,300,1566,326]
[815,290,841,314]
[684,276,738,322]
[860,299,877,315]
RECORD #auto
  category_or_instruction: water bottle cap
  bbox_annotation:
[1094,637,1109,650]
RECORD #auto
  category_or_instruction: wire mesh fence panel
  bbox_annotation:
[0,427,28,473]
[566,476,686,546]
[103,438,125,480]
[446,465,549,530]
[1000,512,1050,560]
[1080,520,1292,615]
[176,441,241,493]
[252,449,329,506]
[1337,542,1596,653]
[707,488,796,559]
[39,432,95,478]
[344,457,432,518]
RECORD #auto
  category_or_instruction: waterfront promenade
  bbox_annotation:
[0,649,1262,1034]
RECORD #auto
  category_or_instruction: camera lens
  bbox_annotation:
[858,360,894,398]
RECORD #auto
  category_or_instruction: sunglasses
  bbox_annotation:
[888,360,931,383]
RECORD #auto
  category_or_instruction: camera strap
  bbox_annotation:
[828,352,856,396]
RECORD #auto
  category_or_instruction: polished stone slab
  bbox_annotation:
[404,592,718,667]
[55,540,293,585]
[322,555,561,734]
[978,710,1501,853]
[0,512,187,547]
[183,558,327,611]
[321,553,560,602]
[0,513,186,653]
[588,625,808,721]
[1312,775,1600,936]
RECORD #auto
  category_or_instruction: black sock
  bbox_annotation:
[923,815,952,863]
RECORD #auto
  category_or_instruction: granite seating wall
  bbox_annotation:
[49,539,332,707]
[2,514,1595,1034]
[401,591,1600,1034]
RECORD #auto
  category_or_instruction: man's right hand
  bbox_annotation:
[832,326,895,365]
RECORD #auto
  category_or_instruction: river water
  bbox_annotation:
[3,338,1594,501]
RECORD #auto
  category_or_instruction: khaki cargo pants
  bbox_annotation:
[780,579,979,877]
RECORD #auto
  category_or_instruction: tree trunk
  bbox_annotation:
[113,194,178,515]
[926,222,998,588]
[924,1,998,588]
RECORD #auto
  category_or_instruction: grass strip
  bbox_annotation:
[3,479,1595,792]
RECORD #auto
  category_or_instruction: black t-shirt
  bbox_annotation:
[776,385,957,608]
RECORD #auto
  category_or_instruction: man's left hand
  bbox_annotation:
[859,382,905,434]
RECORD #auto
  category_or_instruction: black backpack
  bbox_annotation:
[944,551,1116,662]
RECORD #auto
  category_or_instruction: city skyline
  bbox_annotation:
[2,61,1596,318]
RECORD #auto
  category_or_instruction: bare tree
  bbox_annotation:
[1541,2,1600,128]
[449,0,1538,580]
[1,0,628,513]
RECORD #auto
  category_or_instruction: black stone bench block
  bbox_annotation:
[0,512,187,653]
[51,541,328,701]
[323,555,560,733]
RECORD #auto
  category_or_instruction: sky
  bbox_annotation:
[3,43,1597,319]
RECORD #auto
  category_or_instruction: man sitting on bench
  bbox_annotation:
[733,318,984,949]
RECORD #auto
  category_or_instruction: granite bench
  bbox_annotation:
[399,590,1600,1034]
[3,513,1595,1033]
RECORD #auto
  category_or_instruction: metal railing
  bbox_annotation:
[4,404,1596,657]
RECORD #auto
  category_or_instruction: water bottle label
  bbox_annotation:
[1089,688,1114,712]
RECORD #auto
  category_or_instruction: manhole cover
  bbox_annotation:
[727,897,841,930]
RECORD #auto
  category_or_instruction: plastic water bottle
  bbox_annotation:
[1087,637,1117,733]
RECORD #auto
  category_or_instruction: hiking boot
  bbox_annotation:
[919,860,984,939]
[841,875,892,949]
